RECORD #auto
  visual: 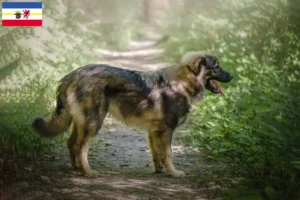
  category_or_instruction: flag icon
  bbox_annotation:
[2,2,42,27]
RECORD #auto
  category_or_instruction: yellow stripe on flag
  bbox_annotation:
[2,12,42,16]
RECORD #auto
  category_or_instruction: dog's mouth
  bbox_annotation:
[206,80,224,96]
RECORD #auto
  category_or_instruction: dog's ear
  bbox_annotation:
[188,57,206,74]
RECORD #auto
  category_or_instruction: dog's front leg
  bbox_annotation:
[149,129,185,177]
[148,133,165,173]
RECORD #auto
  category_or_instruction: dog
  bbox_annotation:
[32,51,233,177]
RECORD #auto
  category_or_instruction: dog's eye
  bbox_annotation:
[214,65,220,71]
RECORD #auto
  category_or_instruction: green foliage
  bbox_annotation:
[188,60,299,196]
[161,0,300,198]
[222,188,263,200]
[0,77,61,156]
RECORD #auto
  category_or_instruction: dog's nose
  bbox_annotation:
[228,74,233,81]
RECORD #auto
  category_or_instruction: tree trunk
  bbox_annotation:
[289,0,300,35]
[144,0,170,26]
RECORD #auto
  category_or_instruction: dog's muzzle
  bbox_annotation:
[206,71,233,96]
[215,70,233,83]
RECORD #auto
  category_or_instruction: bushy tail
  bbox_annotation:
[32,93,72,138]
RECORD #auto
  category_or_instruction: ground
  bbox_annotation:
[2,119,222,200]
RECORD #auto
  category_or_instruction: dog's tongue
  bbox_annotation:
[211,80,224,96]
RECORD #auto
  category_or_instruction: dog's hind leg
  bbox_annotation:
[68,92,108,177]
[67,124,80,169]
[77,125,98,177]
[75,115,107,177]
[78,98,108,177]
[150,129,185,177]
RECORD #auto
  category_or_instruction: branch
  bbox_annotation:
[0,53,21,80]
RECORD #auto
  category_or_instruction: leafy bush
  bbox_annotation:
[161,0,300,198]
[0,77,63,157]
[188,59,300,194]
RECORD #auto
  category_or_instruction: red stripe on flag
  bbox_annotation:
[2,20,42,26]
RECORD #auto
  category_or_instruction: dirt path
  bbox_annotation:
[6,122,221,200]
[1,37,221,200]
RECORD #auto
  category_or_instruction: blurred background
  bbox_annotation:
[0,0,300,199]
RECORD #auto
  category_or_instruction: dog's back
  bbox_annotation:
[32,64,189,136]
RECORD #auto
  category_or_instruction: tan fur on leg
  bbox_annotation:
[74,124,85,170]
[148,132,164,173]
[78,135,98,177]
[162,144,185,177]
[67,124,79,169]
[150,129,185,177]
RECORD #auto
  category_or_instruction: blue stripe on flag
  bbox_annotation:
[2,2,42,9]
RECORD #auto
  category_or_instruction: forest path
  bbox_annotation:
[5,36,221,200]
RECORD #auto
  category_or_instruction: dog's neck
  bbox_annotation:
[161,65,206,103]
[138,65,206,103]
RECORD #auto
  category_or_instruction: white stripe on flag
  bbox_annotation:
[2,8,43,13]
[2,16,42,20]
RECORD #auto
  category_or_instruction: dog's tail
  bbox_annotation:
[32,83,72,138]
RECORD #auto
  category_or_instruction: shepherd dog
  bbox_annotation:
[32,51,233,177]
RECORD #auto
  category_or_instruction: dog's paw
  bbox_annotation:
[72,162,80,170]
[84,170,99,178]
[169,170,185,178]
[154,170,165,174]
[154,166,165,174]
[71,158,80,169]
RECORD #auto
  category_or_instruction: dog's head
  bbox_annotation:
[181,51,233,96]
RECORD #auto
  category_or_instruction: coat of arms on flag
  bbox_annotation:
[2,2,42,26]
